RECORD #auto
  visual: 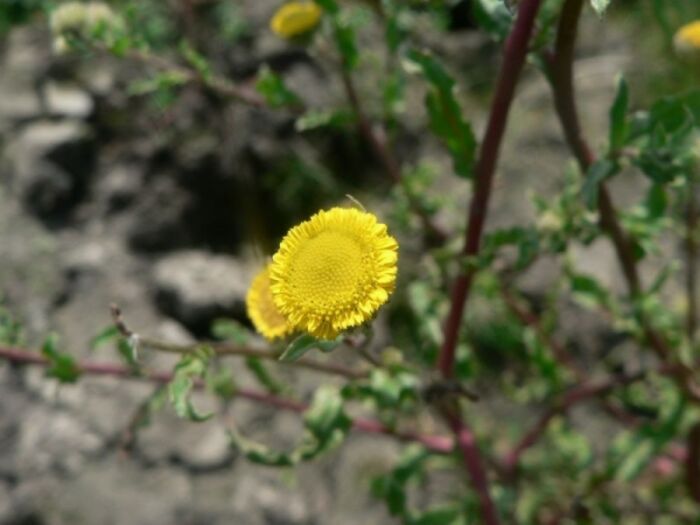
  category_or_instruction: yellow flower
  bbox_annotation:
[270,2,323,39]
[674,20,700,56]
[270,207,398,340]
[246,264,293,341]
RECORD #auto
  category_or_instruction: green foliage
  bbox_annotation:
[255,65,301,108]
[279,334,340,362]
[168,348,214,422]
[229,385,351,465]
[42,334,81,383]
[406,49,477,179]
[471,0,513,41]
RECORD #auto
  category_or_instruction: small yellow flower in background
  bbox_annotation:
[246,264,293,341]
[270,2,323,39]
[270,207,398,340]
[674,20,700,56]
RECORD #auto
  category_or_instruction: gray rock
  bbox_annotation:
[153,250,252,335]
[7,119,96,220]
[44,81,94,119]
[98,163,143,213]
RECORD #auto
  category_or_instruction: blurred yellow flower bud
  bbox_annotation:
[674,20,700,58]
[270,2,323,39]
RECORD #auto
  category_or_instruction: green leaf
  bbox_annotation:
[371,445,431,518]
[581,159,616,209]
[255,65,301,108]
[279,334,318,362]
[89,325,119,350]
[615,394,685,481]
[407,49,477,179]
[206,368,237,399]
[295,108,353,132]
[472,0,513,40]
[168,349,214,422]
[608,75,629,154]
[569,272,611,310]
[279,334,340,362]
[590,0,612,15]
[645,183,666,220]
[179,40,212,81]
[315,0,359,69]
[245,356,285,395]
[116,337,139,367]
[228,429,295,466]
[228,385,350,466]
[42,334,81,383]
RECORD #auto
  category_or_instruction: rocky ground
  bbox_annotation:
[0,3,656,524]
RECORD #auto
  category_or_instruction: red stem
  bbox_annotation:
[438,0,544,378]
[433,2,544,524]
[0,346,453,453]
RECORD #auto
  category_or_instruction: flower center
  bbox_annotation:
[287,230,369,316]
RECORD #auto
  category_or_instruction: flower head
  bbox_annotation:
[674,20,700,56]
[246,264,293,341]
[50,1,121,54]
[270,207,398,340]
[270,2,323,39]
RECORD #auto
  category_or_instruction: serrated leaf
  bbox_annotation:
[407,49,477,179]
[590,0,612,15]
[609,75,629,154]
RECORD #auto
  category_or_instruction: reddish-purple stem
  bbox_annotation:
[0,345,453,453]
[433,2,544,524]
[438,0,544,378]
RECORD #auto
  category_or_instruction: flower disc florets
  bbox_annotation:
[270,1,323,39]
[270,207,398,340]
[246,264,293,341]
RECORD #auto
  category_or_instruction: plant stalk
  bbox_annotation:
[435,1,544,523]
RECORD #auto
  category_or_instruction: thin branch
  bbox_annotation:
[339,69,448,244]
[502,360,685,475]
[0,345,453,454]
[501,284,642,427]
[110,305,368,380]
[544,0,700,401]
[120,47,267,108]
